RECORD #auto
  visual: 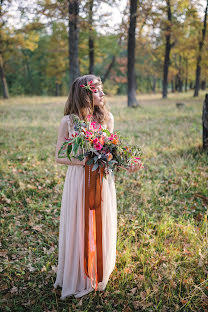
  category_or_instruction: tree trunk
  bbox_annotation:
[178,79,183,92]
[88,0,94,74]
[185,58,188,92]
[178,55,183,92]
[162,0,172,99]
[127,0,138,107]
[201,80,206,90]
[202,93,208,149]
[152,77,156,93]
[102,56,116,83]
[68,0,80,87]
[194,0,208,97]
[102,33,123,83]
[175,74,179,92]
[185,78,188,92]
[189,81,194,89]
[0,54,9,99]
[194,55,202,97]
[56,82,60,96]
[171,79,175,93]
[22,50,33,93]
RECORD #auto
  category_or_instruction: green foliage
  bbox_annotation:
[1,0,208,98]
[0,92,207,311]
[46,22,68,86]
[103,80,119,95]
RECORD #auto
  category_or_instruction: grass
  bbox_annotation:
[0,91,207,311]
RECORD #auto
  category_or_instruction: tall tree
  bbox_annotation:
[0,53,9,99]
[202,93,208,149]
[88,0,94,74]
[127,0,138,107]
[194,0,208,97]
[162,0,172,98]
[0,0,11,98]
[68,0,80,86]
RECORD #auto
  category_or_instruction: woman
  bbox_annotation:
[54,74,117,299]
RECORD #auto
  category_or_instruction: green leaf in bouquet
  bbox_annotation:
[101,154,107,160]
[58,141,68,158]
[93,150,100,156]
[102,129,111,137]
[77,154,84,161]
[99,161,105,167]
[86,158,94,165]
[94,154,101,163]
[92,162,99,171]
[108,160,118,165]
[73,141,79,155]
[67,144,72,159]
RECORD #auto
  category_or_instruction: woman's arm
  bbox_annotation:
[55,116,86,166]
[107,112,114,133]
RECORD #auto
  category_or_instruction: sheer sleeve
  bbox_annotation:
[55,116,86,166]
[107,112,114,133]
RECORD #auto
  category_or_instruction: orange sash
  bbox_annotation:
[84,161,104,290]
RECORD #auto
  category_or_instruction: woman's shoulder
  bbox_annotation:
[60,114,79,124]
[106,111,114,121]
[105,111,114,133]
[58,115,77,134]
[59,115,70,126]
[59,115,74,130]
[61,115,69,121]
[107,111,114,124]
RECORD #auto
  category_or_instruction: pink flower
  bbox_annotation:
[89,121,102,131]
[72,133,78,138]
[93,137,103,150]
[87,114,92,121]
[64,137,71,141]
[108,133,118,142]
[93,138,99,144]
[90,121,97,130]
[94,142,103,150]
[86,130,93,136]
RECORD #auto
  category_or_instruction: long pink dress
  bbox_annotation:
[54,114,117,299]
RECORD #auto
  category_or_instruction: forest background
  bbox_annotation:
[1,0,208,100]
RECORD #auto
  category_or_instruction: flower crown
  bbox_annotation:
[80,80,97,93]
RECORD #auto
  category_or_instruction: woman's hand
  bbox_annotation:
[128,163,142,173]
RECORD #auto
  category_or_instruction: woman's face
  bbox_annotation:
[92,80,105,107]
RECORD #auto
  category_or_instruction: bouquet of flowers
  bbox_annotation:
[58,114,143,177]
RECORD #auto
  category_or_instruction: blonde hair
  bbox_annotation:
[64,74,110,125]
